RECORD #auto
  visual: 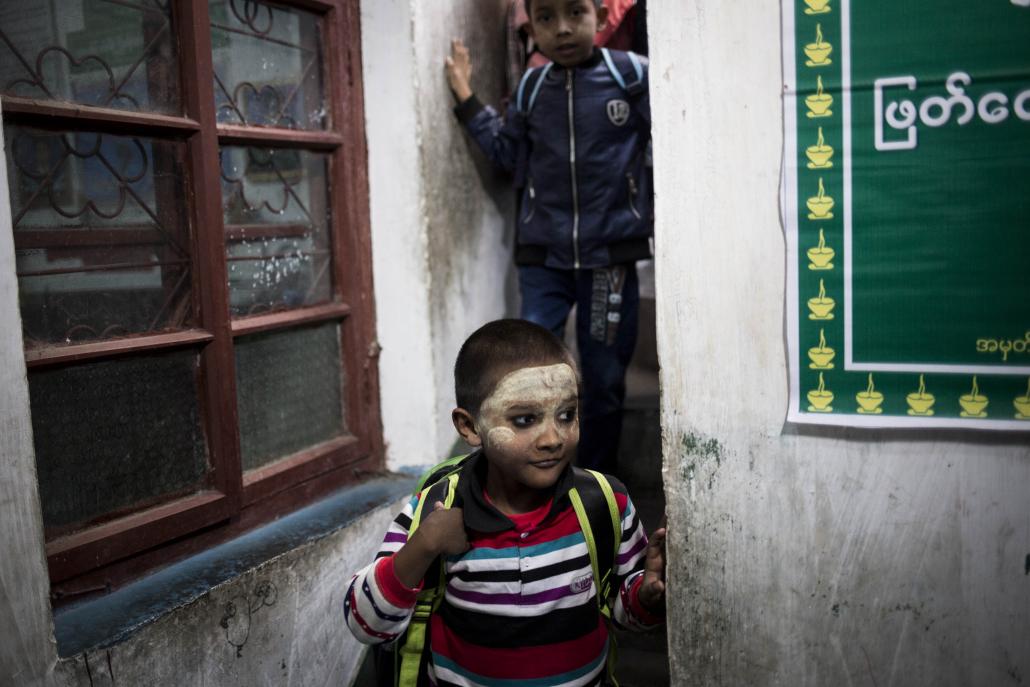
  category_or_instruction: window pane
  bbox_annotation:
[0,0,180,114]
[29,350,210,532]
[209,0,326,130]
[235,322,345,472]
[221,145,332,317]
[4,125,193,349]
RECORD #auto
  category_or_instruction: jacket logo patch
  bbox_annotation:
[570,573,593,594]
[606,99,631,126]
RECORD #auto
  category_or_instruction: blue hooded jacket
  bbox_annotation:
[455,49,652,270]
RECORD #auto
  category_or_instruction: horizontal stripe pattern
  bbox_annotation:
[344,475,659,683]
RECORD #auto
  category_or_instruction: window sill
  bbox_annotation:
[53,472,418,657]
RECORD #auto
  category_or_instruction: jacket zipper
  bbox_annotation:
[523,179,536,223]
[566,69,581,269]
[627,173,641,220]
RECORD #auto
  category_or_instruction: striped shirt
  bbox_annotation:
[345,454,662,687]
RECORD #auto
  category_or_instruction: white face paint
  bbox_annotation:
[476,363,578,448]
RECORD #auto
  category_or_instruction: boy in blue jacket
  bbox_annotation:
[446,0,652,476]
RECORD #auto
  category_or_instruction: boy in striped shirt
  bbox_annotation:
[345,319,666,686]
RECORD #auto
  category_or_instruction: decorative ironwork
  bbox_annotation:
[220,147,314,223]
[8,127,193,347]
[0,0,174,111]
[210,0,325,129]
[10,129,187,257]
[228,0,274,37]
[220,146,332,316]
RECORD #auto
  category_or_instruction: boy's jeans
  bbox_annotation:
[518,263,639,476]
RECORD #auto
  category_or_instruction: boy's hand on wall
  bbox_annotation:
[418,501,470,556]
[445,39,474,103]
[638,523,667,615]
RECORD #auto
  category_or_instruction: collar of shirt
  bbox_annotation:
[454,449,576,533]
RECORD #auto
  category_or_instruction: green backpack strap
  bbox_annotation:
[396,471,460,687]
[568,468,622,686]
[414,453,469,493]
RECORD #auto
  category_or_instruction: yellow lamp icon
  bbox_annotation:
[855,374,884,414]
[806,127,834,169]
[804,24,833,67]
[1014,378,1030,419]
[807,372,834,412]
[906,374,935,416]
[807,178,835,220]
[958,376,989,418]
[807,279,835,320]
[806,76,833,118]
[808,328,835,369]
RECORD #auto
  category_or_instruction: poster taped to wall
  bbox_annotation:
[782,0,1030,429]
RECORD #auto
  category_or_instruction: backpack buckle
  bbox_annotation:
[412,601,434,622]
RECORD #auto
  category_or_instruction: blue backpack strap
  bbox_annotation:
[601,47,646,97]
[515,62,555,115]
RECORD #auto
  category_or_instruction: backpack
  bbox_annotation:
[377,454,623,687]
[515,47,648,121]
[512,48,650,193]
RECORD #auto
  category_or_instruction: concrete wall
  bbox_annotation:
[366,0,516,468]
[0,103,60,687]
[648,2,1030,686]
[1,2,516,684]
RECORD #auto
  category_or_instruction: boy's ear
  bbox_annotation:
[452,408,483,447]
[595,6,609,31]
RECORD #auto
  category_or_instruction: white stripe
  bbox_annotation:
[429,652,606,687]
[443,588,593,617]
[522,563,594,595]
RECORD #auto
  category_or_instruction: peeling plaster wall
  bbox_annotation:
[0,103,59,687]
[412,0,518,459]
[366,0,516,466]
[47,503,399,687]
[648,2,1030,686]
[363,0,441,468]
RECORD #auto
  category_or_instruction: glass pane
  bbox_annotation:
[209,0,326,130]
[0,0,179,114]
[4,125,193,349]
[235,322,345,472]
[221,145,332,317]
[29,350,210,532]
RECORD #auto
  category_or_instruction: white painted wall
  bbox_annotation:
[366,0,516,467]
[362,0,441,468]
[0,102,60,687]
[648,2,1030,685]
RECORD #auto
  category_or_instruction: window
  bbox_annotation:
[0,0,381,601]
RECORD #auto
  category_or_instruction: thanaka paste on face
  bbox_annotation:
[476,364,578,447]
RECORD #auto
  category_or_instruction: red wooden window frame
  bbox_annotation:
[1,0,382,600]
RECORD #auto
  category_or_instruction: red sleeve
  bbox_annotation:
[374,554,423,608]
[628,574,665,625]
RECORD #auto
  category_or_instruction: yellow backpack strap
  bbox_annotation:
[396,472,459,687]
[569,468,623,687]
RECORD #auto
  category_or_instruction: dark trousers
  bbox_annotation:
[517,264,639,476]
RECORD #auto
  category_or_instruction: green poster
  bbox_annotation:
[783,0,1030,428]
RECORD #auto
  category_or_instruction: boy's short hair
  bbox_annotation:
[524,0,604,15]
[455,319,578,416]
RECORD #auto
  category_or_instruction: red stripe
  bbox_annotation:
[348,585,396,641]
[471,507,584,549]
[430,613,607,679]
[375,555,422,607]
[627,574,664,625]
